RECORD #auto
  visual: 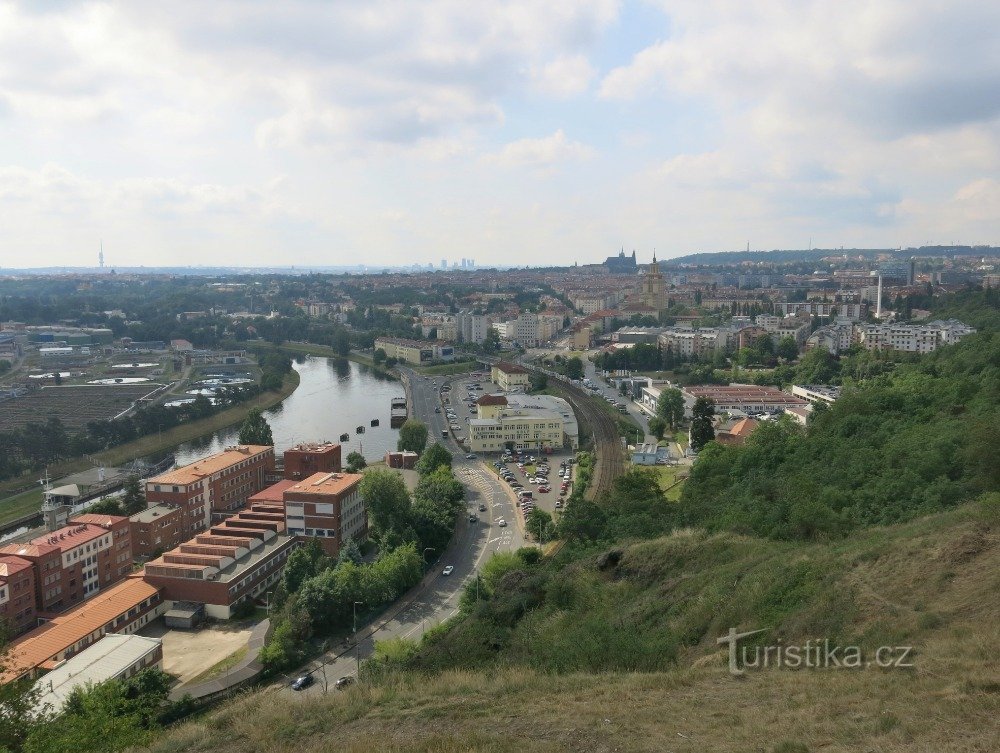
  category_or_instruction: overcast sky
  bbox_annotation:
[0,1,998,269]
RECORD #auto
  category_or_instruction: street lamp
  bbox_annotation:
[422,547,435,572]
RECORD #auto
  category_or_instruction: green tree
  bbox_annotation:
[0,628,46,752]
[689,396,716,451]
[238,407,274,446]
[397,418,428,454]
[359,468,415,548]
[415,443,452,475]
[333,329,351,357]
[482,327,501,354]
[529,371,548,392]
[337,536,363,566]
[345,450,367,473]
[776,336,799,361]
[373,348,387,365]
[557,496,607,541]
[525,507,554,543]
[283,538,330,594]
[656,387,685,429]
[121,475,145,516]
[565,357,584,380]
[648,416,667,440]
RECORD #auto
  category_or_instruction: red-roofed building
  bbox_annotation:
[0,555,38,635]
[715,417,760,446]
[0,515,131,614]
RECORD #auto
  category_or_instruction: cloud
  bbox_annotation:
[483,130,594,170]
[530,55,595,97]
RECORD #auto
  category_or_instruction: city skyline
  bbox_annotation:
[0,1,998,268]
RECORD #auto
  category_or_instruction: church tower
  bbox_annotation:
[635,254,668,311]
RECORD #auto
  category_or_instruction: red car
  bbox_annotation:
[538,486,551,493]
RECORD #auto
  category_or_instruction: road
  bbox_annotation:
[284,365,523,696]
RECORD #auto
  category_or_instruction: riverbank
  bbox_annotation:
[0,370,301,525]
[276,342,397,377]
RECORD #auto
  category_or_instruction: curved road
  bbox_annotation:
[283,366,523,696]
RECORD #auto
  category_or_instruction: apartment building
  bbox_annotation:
[283,472,367,556]
[854,319,976,354]
[791,385,843,405]
[373,337,455,364]
[0,514,132,614]
[491,361,530,391]
[0,555,37,635]
[145,445,275,535]
[456,312,491,344]
[468,394,578,453]
[806,322,855,354]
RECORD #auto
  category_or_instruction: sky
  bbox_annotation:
[0,0,998,269]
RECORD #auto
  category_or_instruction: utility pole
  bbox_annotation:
[353,601,364,675]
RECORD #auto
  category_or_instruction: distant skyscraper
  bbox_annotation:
[99,241,105,269]
[441,259,447,269]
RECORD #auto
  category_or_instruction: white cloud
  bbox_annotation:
[530,55,595,98]
[483,130,594,170]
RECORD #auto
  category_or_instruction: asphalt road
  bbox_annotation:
[284,365,523,697]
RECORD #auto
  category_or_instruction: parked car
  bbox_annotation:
[468,514,477,523]
[442,565,455,576]
[335,676,355,690]
[479,503,487,511]
[498,519,507,527]
[291,674,315,691]
[465,453,477,459]
[538,486,551,493]
[555,501,563,509]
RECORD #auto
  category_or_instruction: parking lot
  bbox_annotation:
[490,449,576,533]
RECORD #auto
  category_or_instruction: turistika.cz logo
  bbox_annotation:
[717,628,915,676]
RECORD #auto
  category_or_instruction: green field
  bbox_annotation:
[413,360,477,376]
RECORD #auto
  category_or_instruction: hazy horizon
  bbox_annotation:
[1,1,998,268]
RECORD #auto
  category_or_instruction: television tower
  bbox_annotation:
[99,240,105,269]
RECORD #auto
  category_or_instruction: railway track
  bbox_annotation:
[473,355,627,500]
[518,367,625,499]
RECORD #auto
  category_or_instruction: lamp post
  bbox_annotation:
[422,547,435,573]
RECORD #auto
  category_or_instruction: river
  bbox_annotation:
[173,356,405,465]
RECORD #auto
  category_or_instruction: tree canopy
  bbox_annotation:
[238,407,274,446]
[397,419,428,454]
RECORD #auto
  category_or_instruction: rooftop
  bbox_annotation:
[149,445,272,486]
[2,578,160,682]
[493,361,528,375]
[285,471,363,497]
[284,442,341,454]
[0,554,34,578]
[0,517,125,558]
[476,394,509,406]
[128,504,180,524]
[32,634,162,713]
[145,533,294,584]
[248,479,298,504]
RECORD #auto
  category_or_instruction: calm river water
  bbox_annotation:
[173,356,404,465]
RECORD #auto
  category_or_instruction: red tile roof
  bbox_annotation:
[476,394,509,406]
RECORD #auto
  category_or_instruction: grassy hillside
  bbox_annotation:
[145,497,999,753]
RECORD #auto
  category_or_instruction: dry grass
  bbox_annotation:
[142,500,1000,753]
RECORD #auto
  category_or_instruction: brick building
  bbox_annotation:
[145,445,275,536]
[141,499,294,619]
[282,472,367,556]
[282,442,342,480]
[128,504,185,560]
[0,514,132,614]
[0,555,38,635]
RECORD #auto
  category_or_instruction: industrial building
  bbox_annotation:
[680,386,809,417]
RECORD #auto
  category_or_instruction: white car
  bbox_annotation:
[497,519,507,527]
[442,565,454,576]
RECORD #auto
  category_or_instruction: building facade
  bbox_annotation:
[282,472,367,557]
[491,361,530,391]
[0,556,38,635]
[468,393,578,453]
[373,337,455,364]
[128,505,184,561]
[282,442,342,480]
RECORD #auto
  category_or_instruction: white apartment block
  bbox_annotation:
[854,320,976,354]
[456,312,491,344]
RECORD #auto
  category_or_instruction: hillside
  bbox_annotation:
[145,498,1000,752]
